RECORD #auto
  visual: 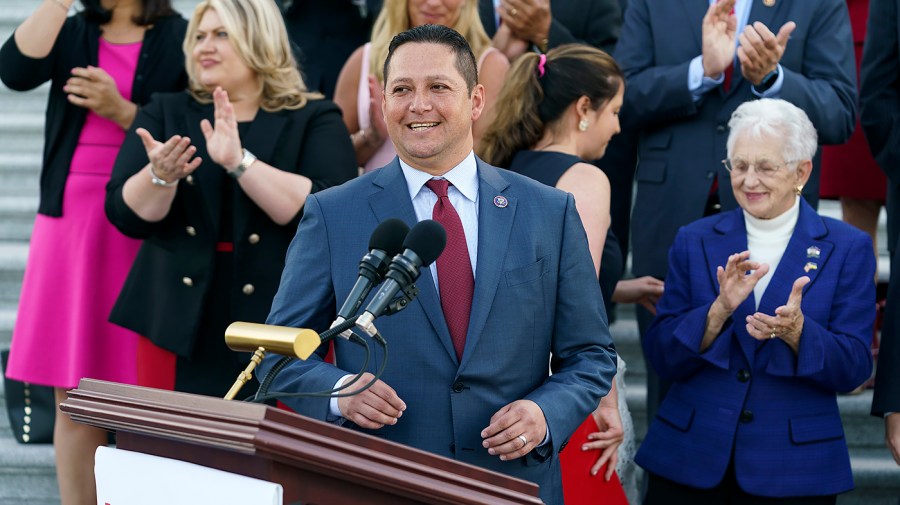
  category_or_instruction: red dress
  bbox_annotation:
[820,0,887,201]
[560,415,629,505]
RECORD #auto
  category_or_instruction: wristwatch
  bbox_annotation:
[228,148,256,179]
[756,67,779,92]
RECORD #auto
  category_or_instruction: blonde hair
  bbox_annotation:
[480,44,622,168]
[368,0,492,83]
[183,0,322,111]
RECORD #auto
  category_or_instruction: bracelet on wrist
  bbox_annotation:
[149,164,179,188]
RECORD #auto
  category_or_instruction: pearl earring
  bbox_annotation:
[578,119,589,132]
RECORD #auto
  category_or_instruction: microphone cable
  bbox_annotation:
[250,330,389,403]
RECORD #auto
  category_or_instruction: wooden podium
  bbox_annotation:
[60,379,542,505]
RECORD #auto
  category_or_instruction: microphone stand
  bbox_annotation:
[222,317,361,401]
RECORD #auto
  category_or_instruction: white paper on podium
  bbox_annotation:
[95,446,282,505]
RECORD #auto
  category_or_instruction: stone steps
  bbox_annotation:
[0,371,60,505]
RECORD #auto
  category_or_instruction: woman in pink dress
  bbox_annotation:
[333,0,509,172]
[0,1,186,503]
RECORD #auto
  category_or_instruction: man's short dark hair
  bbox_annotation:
[383,24,479,94]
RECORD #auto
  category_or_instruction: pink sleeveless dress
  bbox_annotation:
[357,43,498,173]
[5,38,143,388]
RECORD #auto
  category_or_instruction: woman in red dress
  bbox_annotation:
[820,0,886,262]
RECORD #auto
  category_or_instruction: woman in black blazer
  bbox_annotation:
[105,0,357,398]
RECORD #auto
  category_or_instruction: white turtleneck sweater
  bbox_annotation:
[743,197,801,309]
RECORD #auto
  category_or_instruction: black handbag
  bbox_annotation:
[1,349,55,444]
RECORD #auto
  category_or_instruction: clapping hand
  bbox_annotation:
[701,0,738,78]
[199,87,244,173]
[136,129,202,184]
[499,0,552,45]
[746,276,809,352]
[715,251,769,314]
[65,66,136,128]
[738,21,795,85]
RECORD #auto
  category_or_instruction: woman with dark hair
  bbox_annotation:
[481,43,660,504]
[0,0,187,503]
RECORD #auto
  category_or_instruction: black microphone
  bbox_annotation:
[335,218,410,321]
[355,219,446,335]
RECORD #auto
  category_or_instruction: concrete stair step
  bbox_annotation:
[0,309,17,351]
[0,113,44,155]
[840,448,900,505]
[0,437,58,505]
[0,242,27,308]
[0,196,37,242]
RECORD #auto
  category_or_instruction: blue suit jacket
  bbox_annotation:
[260,157,617,504]
[635,200,875,497]
[616,0,857,279]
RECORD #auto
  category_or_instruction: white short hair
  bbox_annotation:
[726,98,818,165]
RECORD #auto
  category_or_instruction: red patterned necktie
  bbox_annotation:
[425,179,474,361]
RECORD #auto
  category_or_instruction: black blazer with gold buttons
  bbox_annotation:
[105,91,357,357]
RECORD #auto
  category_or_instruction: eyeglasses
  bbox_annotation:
[722,158,798,178]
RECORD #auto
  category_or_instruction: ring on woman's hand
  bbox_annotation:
[517,435,527,448]
[510,7,518,16]
[769,331,777,339]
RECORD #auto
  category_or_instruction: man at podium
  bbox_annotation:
[259,25,617,505]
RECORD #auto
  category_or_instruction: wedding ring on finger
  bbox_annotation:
[517,435,527,448]
[510,7,518,16]
[769,331,777,339]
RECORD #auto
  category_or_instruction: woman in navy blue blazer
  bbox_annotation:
[636,98,876,504]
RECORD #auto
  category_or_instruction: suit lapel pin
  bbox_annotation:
[804,262,818,273]
[493,195,508,208]
[806,245,821,258]
[763,0,775,6]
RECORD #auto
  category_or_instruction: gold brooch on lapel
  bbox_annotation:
[804,262,818,273]
[493,195,508,208]
[763,0,776,6]
[806,246,821,258]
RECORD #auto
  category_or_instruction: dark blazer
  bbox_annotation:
[616,0,857,280]
[860,0,900,417]
[105,92,357,357]
[0,12,187,217]
[636,200,875,497]
[258,158,617,505]
[478,0,622,54]
[280,0,383,99]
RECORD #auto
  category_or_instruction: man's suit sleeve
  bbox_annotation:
[258,194,352,419]
[860,0,900,180]
[613,0,699,130]
[776,0,857,145]
[524,193,617,454]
